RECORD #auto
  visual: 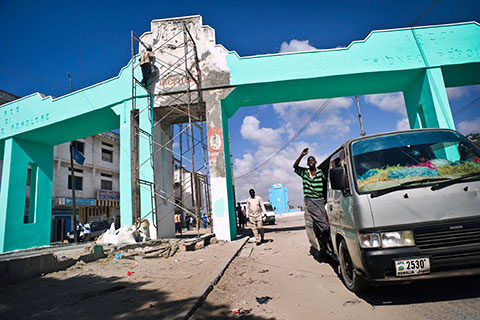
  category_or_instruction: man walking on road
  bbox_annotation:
[246,189,266,245]
[293,148,331,252]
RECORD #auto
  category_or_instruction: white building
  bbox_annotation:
[50,131,120,241]
[174,166,207,224]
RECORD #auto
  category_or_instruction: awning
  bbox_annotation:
[95,199,119,208]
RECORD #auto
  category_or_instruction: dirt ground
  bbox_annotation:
[2,214,480,320]
[0,237,246,320]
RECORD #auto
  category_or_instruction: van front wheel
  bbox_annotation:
[338,239,367,292]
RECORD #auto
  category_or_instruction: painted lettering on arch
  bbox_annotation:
[0,104,50,136]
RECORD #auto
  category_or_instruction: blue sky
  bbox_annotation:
[1,0,479,205]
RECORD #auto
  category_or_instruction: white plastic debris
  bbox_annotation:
[101,223,139,245]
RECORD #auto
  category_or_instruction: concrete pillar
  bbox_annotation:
[153,119,175,238]
[0,138,53,252]
[138,96,158,239]
[114,102,133,226]
[403,67,455,130]
[206,90,236,241]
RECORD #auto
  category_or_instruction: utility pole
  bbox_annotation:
[67,73,73,93]
[66,73,79,243]
[355,96,366,136]
[70,143,79,244]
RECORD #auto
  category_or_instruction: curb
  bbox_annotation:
[180,236,250,320]
[0,245,106,285]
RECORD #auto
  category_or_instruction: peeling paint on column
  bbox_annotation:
[139,15,236,241]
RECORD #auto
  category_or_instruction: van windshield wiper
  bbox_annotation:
[370,177,449,198]
[431,172,480,191]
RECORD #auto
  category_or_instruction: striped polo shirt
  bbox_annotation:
[294,166,325,200]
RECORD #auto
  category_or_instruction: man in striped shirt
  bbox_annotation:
[293,148,330,251]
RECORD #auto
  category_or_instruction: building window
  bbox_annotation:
[24,163,37,224]
[68,176,83,190]
[68,167,83,173]
[101,179,112,190]
[101,173,112,178]
[26,167,31,186]
[101,141,113,148]
[72,141,85,154]
[102,149,113,162]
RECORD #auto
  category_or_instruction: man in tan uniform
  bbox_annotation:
[246,189,266,245]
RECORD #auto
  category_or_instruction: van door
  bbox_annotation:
[327,148,354,247]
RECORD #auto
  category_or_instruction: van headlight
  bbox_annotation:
[359,231,415,248]
[359,233,381,248]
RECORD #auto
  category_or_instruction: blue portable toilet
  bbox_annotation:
[269,184,289,214]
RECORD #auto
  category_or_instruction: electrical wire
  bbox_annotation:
[235,98,333,179]
[453,96,480,117]
[410,0,442,27]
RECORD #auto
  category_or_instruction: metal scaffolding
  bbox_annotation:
[130,24,211,236]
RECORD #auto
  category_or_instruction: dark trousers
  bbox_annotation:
[140,63,151,85]
[304,198,329,236]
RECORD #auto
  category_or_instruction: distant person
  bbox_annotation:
[174,212,181,234]
[202,213,207,229]
[242,208,247,228]
[236,202,243,229]
[293,148,332,252]
[83,222,91,238]
[246,189,266,245]
[140,47,154,86]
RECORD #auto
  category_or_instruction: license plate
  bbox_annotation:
[394,257,430,277]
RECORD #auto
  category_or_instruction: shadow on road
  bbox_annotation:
[263,225,306,234]
[357,275,480,305]
[309,246,339,274]
[0,271,277,320]
[236,225,305,238]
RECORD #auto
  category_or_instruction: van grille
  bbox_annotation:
[415,224,480,250]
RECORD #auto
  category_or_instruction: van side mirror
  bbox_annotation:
[330,167,346,190]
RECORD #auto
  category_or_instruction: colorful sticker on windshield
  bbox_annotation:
[357,158,480,192]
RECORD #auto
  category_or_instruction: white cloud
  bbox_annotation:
[233,144,322,207]
[233,153,255,176]
[396,118,410,131]
[272,97,354,139]
[304,114,353,137]
[233,111,334,206]
[446,87,469,100]
[240,116,284,147]
[446,84,480,101]
[364,92,406,114]
[279,39,317,53]
[457,117,480,135]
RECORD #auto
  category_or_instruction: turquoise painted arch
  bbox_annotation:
[217,22,480,240]
[0,57,150,252]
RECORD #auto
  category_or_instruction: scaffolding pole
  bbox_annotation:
[130,22,211,237]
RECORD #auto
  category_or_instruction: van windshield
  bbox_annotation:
[351,130,480,193]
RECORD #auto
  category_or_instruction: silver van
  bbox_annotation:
[305,128,480,291]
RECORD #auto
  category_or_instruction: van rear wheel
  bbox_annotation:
[338,239,367,292]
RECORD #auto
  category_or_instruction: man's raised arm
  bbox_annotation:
[293,148,309,170]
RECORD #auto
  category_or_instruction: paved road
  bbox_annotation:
[194,213,480,319]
